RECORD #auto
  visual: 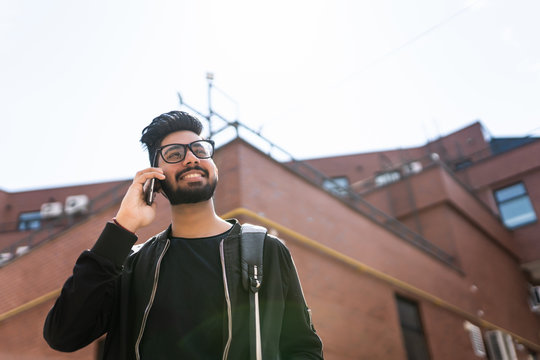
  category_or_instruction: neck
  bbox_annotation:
[169,199,231,238]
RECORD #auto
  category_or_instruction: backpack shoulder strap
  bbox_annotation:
[240,223,267,360]
[240,223,267,293]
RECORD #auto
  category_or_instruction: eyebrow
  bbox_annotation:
[162,144,185,153]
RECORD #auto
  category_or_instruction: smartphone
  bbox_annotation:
[144,178,156,206]
[144,156,159,206]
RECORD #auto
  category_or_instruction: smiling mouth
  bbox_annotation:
[176,166,209,182]
[181,173,204,180]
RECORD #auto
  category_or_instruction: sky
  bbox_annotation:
[1,0,539,192]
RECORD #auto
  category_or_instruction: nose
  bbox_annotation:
[182,147,200,166]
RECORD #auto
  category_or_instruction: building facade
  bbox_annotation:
[0,121,539,359]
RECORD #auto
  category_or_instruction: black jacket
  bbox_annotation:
[44,220,324,359]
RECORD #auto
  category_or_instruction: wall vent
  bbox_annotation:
[485,330,517,360]
[528,286,540,314]
[464,321,486,357]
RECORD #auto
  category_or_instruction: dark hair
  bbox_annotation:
[140,111,203,165]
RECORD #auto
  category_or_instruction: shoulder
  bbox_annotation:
[264,233,289,251]
[263,233,294,267]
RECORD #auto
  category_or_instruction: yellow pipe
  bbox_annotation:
[0,288,60,323]
[1,207,538,351]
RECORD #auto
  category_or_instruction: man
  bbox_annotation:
[43,111,324,359]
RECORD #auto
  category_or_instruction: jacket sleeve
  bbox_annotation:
[43,222,137,352]
[278,245,324,359]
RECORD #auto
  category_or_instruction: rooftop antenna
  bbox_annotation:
[206,72,215,137]
[177,72,238,139]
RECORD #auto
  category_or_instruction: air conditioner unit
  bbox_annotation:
[528,286,540,313]
[485,330,517,360]
[403,161,423,175]
[374,171,401,187]
[40,202,63,219]
[15,246,30,256]
[0,252,14,265]
[464,321,486,357]
[65,195,89,215]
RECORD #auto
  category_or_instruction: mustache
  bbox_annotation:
[175,166,209,181]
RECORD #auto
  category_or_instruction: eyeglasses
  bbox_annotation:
[154,140,215,164]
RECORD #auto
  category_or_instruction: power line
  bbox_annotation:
[277,0,485,121]
[361,0,484,71]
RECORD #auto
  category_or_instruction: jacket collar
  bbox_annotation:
[155,219,241,242]
[155,225,171,242]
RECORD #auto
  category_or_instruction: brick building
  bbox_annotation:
[0,121,539,359]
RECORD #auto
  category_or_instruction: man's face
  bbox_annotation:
[156,130,218,205]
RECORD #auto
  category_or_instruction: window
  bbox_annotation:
[454,159,473,171]
[18,211,42,231]
[396,296,431,360]
[494,182,537,229]
[322,176,349,197]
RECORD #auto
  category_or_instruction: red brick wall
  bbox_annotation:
[0,299,99,359]
[286,237,407,359]
[424,122,487,162]
[1,138,539,359]
[221,140,540,356]
[213,140,243,214]
[421,303,480,360]
[302,122,488,188]
[456,140,540,263]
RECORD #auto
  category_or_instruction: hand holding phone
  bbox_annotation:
[115,167,165,233]
[144,154,160,206]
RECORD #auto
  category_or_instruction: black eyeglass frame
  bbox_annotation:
[153,139,215,165]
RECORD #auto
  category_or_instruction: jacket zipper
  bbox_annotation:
[220,240,233,360]
[134,238,170,360]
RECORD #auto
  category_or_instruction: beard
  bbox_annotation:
[159,169,218,205]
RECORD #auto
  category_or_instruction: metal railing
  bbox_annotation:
[207,117,460,272]
[179,75,461,270]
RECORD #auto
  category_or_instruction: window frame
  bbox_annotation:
[322,176,350,197]
[395,295,431,360]
[17,211,43,231]
[494,182,537,229]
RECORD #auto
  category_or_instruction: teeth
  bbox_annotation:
[183,173,202,179]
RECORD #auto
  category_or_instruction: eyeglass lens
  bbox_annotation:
[160,141,213,163]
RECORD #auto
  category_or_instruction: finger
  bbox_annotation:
[133,168,165,185]
[134,167,164,177]
[134,167,163,176]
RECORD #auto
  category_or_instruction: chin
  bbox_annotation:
[161,179,217,205]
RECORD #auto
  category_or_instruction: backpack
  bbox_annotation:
[240,224,267,360]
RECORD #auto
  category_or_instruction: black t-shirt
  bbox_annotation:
[140,229,231,359]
